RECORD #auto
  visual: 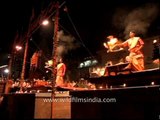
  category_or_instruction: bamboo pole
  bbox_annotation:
[51,2,59,118]
[20,36,29,92]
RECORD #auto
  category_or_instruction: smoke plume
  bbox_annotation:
[57,30,80,59]
[113,3,159,39]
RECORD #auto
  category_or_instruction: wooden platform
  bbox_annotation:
[0,68,160,119]
[105,62,131,76]
[0,93,71,119]
[88,68,160,88]
[0,85,160,119]
[70,85,160,119]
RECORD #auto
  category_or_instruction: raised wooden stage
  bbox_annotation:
[0,68,160,119]
[70,85,160,119]
[88,68,160,88]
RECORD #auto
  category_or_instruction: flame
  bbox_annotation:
[109,38,118,45]
[91,67,105,76]
[107,38,118,50]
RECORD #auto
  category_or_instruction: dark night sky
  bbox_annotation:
[0,0,160,66]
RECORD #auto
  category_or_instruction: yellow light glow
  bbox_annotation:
[42,20,49,25]
[100,68,105,76]
[151,81,154,85]
[109,38,117,45]
[15,45,22,51]
[123,83,126,87]
[4,68,9,73]
[153,40,157,44]
[48,60,53,66]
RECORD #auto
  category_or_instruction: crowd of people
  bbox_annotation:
[0,77,97,93]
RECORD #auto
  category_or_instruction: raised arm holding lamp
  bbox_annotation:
[117,31,145,71]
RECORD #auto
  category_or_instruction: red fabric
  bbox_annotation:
[30,52,39,67]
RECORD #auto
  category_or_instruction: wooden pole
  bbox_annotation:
[8,53,13,80]
[52,2,59,95]
[20,36,29,91]
[8,37,17,80]
[51,2,59,118]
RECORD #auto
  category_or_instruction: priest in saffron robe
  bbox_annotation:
[118,31,144,71]
[55,58,66,87]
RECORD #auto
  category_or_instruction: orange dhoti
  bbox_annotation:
[56,76,64,87]
[126,52,144,71]
[55,62,66,87]
[121,36,145,71]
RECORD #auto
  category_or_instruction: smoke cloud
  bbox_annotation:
[57,30,80,59]
[113,3,159,39]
